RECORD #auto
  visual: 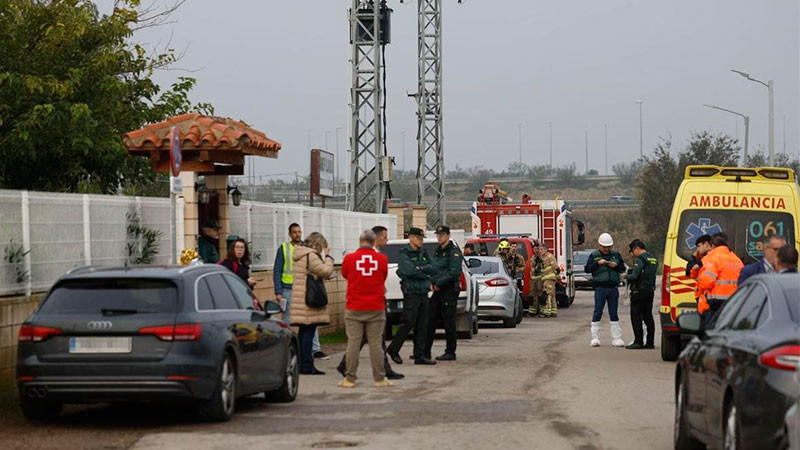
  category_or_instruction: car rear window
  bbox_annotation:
[467,259,503,276]
[783,288,800,325]
[574,252,591,266]
[40,279,178,314]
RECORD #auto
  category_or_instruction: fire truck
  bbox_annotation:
[467,182,585,308]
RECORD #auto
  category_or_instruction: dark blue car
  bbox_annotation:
[674,274,800,449]
[16,264,298,422]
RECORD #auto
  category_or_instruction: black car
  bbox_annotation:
[674,274,800,449]
[16,265,298,422]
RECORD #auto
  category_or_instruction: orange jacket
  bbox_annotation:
[695,246,744,313]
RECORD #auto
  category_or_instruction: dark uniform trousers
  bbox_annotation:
[388,293,429,358]
[426,287,458,356]
[630,289,655,346]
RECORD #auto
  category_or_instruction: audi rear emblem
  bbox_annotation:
[87,320,113,330]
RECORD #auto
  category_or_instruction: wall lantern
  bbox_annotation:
[227,185,242,207]
[194,180,210,204]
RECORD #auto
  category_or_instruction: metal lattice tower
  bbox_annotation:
[348,1,387,213]
[415,0,445,227]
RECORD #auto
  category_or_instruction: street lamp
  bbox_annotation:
[732,69,774,166]
[604,123,608,176]
[703,104,750,163]
[636,100,643,158]
[548,121,553,167]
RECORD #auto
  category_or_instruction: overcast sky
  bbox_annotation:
[110,0,799,179]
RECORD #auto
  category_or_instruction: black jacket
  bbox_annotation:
[397,245,433,294]
[220,259,250,284]
[430,241,463,290]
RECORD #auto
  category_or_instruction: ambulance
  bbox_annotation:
[660,165,800,361]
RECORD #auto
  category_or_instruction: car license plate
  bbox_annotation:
[69,337,132,354]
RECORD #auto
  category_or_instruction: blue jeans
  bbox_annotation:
[298,324,318,372]
[592,286,620,322]
[281,288,292,324]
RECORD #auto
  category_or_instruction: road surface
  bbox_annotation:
[2,288,675,450]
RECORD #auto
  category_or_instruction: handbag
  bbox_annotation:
[304,253,329,308]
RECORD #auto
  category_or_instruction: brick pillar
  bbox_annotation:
[387,204,405,238]
[179,172,198,250]
[412,205,428,231]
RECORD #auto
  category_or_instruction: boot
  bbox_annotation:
[590,322,601,347]
[610,321,625,347]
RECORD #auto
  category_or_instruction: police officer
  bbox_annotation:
[626,239,657,349]
[538,243,559,318]
[528,243,544,316]
[387,227,437,365]
[425,225,462,361]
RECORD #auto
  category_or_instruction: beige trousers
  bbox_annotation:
[344,309,386,382]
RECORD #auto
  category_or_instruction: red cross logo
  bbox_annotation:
[356,254,379,276]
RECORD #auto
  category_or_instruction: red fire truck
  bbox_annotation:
[467,183,585,308]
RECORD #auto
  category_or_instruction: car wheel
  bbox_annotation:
[557,293,570,308]
[472,316,479,335]
[19,390,62,421]
[197,353,236,422]
[265,343,299,403]
[674,374,705,450]
[662,334,682,362]
[502,315,517,328]
[724,402,741,450]
[515,299,523,324]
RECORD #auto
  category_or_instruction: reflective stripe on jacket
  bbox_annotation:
[696,246,744,313]
[540,252,558,281]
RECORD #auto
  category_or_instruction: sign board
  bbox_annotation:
[310,149,335,197]
[169,126,182,177]
[170,176,183,194]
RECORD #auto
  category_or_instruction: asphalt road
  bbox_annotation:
[1,287,675,450]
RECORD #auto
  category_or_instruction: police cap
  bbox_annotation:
[408,227,425,237]
[435,225,451,235]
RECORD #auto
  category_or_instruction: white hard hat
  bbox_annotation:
[598,233,614,246]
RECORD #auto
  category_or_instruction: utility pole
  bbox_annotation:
[732,70,774,165]
[335,126,342,190]
[585,126,589,174]
[518,123,522,164]
[548,121,553,167]
[636,100,643,158]
[348,1,387,213]
[604,123,608,176]
[402,130,406,173]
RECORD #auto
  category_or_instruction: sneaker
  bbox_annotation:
[337,379,356,388]
[313,351,330,360]
[435,353,456,361]
[374,379,395,388]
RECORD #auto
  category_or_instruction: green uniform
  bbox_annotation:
[389,245,434,359]
[425,240,462,357]
[627,252,657,294]
[397,245,434,294]
[627,251,658,346]
[197,235,219,264]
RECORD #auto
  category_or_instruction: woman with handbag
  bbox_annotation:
[290,232,335,375]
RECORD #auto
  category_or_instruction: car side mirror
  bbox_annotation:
[677,312,705,337]
[575,220,586,246]
[467,258,482,268]
[264,300,282,317]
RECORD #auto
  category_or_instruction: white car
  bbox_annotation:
[382,239,479,339]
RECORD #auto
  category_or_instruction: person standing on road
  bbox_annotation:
[197,221,221,264]
[387,227,437,366]
[425,226,463,362]
[625,239,657,350]
[338,226,404,380]
[585,233,626,348]
[537,243,559,318]
[696,233,743,325]
[338,229,394,388]
[274,223,328,359]
[528,243,544,317]
[290,232,335,375]
[509,242,526,290]
[738,234,787,283]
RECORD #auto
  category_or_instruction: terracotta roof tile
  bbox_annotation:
[123,113,281,158]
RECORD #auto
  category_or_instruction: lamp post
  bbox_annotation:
[518,123,523,164]
[732,69,774,165]
[584,125,589,174]
[703,104,750,163]
[636,100,643,158]
[548,121,553,167]
[336,126,342,186]
[604,123,608,176]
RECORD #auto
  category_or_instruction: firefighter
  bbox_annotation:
[696,233,743,325]
[528,244,544,316]
[538,243,559,318]
[509,242,526,290]
[625,239,657,349]
[425,225,462,361]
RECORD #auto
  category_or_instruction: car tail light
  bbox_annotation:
[167,375,198,381]
[18,325,63,342]
[760,345,800,371]
[661,265,671,308]
[485,278,509,287]
[459,272,467,291]
[139,324,203,341]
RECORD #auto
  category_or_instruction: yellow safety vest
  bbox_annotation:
[281,242,295,285]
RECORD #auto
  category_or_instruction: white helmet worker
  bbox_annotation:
[598,233,614,247]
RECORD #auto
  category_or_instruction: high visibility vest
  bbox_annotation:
[540,253,558,281]
[281,242,295,285]
[696,246,743,313]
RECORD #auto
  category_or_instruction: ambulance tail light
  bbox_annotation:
[688,168,719,177]
[759,169,791,180]
[661,265,671,308]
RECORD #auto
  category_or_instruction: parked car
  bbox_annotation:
[786,400,800,450]
[16,265,298,422]
[674,274,800,449]
[467,256,523,328]
[610,195,634,203]
[572,250,594,289]
[382,239,479,339]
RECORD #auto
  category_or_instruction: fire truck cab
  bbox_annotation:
[468,185,585,309]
